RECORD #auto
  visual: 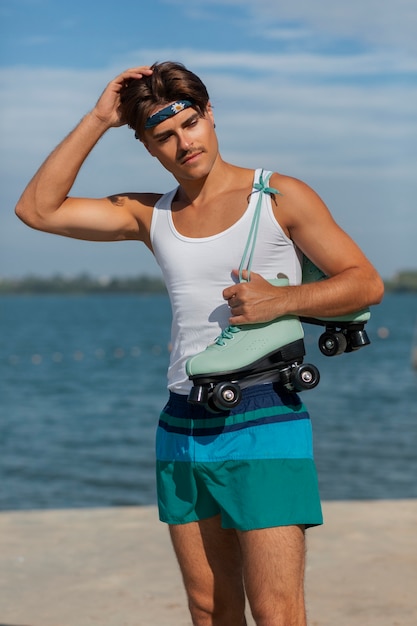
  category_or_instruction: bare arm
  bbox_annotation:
[15,67,154,242]
[224,175,384,323]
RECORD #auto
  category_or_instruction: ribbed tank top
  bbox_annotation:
[150,168,303,393]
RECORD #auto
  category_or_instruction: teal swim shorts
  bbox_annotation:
[156,383,323,530]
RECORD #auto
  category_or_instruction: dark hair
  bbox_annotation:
[120,61,210,141]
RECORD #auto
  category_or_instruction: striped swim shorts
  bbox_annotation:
[155,383,323,530]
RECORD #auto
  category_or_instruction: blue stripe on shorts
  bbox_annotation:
[156,383,314,463]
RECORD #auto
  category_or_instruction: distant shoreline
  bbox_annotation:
[0,274,167,295]
[0,271,416,295]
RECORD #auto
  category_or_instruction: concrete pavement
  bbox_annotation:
[0,500,416,625]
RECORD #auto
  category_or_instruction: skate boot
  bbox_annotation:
[300,256,371,356]
[186,277,320,412]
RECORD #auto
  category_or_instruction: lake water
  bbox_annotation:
[1,292,416,510]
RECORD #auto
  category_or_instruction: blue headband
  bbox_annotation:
[144,100,194,129]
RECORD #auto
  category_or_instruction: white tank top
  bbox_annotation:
[150,168,303,393]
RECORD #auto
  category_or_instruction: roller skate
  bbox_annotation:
[300,256,371,357]
[186,168,370,410]
[186,277,320,412]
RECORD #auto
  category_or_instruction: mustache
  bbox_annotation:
[178,147,204,162]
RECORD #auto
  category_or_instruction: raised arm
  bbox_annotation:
[224,174,384,324]
[15,67,155,242]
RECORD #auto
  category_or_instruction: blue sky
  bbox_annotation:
[1,0,416,280]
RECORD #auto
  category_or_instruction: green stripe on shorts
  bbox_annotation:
[157,457,323,530]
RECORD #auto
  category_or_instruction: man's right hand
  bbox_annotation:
[15,65,156,241]
[92,66,153,129]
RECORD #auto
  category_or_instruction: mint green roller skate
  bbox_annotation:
[186,170,370,411]
[186,277,320,411]
[300,256,371,356]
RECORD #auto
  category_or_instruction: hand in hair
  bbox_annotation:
[92,67,153,129]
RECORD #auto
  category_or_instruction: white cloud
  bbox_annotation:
[1,45,416,278]
[2,48,415,183]
[258,0,417,52]
[136,46,416,76]
[166,0,417,53]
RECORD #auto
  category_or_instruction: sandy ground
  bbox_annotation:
[0,500,416,626]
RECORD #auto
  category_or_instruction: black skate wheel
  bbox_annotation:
[211,382,242,410]
[291,363,320,391]
[319,331,347,357]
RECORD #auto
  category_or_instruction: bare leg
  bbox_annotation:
[238,524,307,626]
[169,515,247,626]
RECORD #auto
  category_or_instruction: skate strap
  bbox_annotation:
[238,170,281,282]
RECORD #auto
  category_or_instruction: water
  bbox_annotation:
[1,293,416,510]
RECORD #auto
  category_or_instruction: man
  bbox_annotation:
[15,61,384,626]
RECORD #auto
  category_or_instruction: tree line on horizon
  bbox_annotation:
[0,273,167,295]
[0,270,416,295]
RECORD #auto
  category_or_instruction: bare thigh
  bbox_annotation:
[169,515,247,625]
[238,524,306,626]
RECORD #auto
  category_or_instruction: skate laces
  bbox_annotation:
[215,325,241,346]
[238,170,281,283]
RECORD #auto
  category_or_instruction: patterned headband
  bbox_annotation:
[144,100,194,130]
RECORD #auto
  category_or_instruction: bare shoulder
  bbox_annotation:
[107,191,163,212]
[269,172,333,229]
[107,191,163,240]
[270,172,322,202]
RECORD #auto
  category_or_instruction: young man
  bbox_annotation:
[15,62,384,626]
